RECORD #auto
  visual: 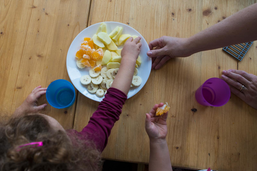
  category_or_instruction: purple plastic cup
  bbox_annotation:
[195,77,231,107]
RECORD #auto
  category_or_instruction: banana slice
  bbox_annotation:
[76,60,85,69]
[89,68,101,77]
[134,68,138,76]
[92,76,103,85]
[80,75,91,85]
[132,76,142,86]
[100,80,108,90]
[106,79,113,89]
[101,67,108,78]
[106,68,119,79]
[96,89,105,97]
[86,83,98,94]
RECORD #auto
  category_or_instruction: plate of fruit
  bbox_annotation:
[66,21,151,102]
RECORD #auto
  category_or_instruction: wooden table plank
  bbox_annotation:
[72,0,256,170]
[0,0,91,129]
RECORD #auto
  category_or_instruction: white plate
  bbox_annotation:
[66,21,152,102]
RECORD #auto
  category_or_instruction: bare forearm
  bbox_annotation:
[149,139,173,171]
[186,3,257,55]
[111,57,136,95]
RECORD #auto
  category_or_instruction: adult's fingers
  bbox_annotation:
[154,56,171,70]
[221,74,244,90]
[230,69,253,82]
[161,112,168,121]
[223,70,250,86]
[152,56,163,69]
[148,38,163,50]
[147,48,167,58]
[149,104,159,116]
[230,86,245,100]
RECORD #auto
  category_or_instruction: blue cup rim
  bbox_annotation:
[46,79,76,109]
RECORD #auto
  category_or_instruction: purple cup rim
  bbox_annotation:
[200,77,231,107]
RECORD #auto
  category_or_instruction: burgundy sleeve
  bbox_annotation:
[79,88,127,152]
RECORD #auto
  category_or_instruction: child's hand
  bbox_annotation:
[121,37,142,62]
[14,86,47,116]
[145,103,168,140]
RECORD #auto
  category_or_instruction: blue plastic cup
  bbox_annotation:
[46,79,76,109]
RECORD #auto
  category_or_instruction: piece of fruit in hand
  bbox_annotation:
[156,103,170,116]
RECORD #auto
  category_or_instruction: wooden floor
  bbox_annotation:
[1,1,257,171]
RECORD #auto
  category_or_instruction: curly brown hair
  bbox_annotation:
[0,114,102,171]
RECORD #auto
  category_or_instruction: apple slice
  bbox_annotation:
[102,50,112,65]
[97,32,112,45]
[112,27,123,41]
[92,34,105,48]
[107,40,118,51]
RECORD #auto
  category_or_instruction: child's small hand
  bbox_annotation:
[121,37,142,62]
[145,103,168,140]
[14,86,47,116]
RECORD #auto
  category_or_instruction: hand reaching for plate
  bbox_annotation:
[222,69,257,109]
[147,36,191,70]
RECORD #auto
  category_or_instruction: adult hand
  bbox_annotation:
[14,86,47,116]
[147,36,190,70]
[145,103,168,140]
[222,69,257,109]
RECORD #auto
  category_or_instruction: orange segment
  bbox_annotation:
[81,59,91,67]
[88,40,94,49]
[93,64,102,72]
[84,37,91,42]
[83,54,90,60]
[76,49,86,59]
[96,48,103,57]
[91,51,101,61]
[89,60,96,67]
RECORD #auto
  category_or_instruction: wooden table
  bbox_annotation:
[1,0,257,170]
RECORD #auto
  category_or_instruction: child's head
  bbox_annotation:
[0,114,101,171]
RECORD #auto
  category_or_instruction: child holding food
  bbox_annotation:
[145,103,173,171]
[0,37,142,171]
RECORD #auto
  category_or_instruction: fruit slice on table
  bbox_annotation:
[89,68,101,77]
[93,64,102,72]
[76,60,86,69]
[132,76,142,86]
[80,75,91,85]
[93,34,105,48]
[96,89,105,97]
[102,50,112,65]
[97,32,112,45]
[136,56,142,66]
[92,76,103,85]
[96,23,107,33]
[109,26,120,38]
[107,62,120,69]
[86,83,98,94]
[118,34,131,46]
[81,59,91,67]
[112,27,123,41]
[156,102,170,116]
[107,40,118,51]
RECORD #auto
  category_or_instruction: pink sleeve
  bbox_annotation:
[79,88,127,152]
